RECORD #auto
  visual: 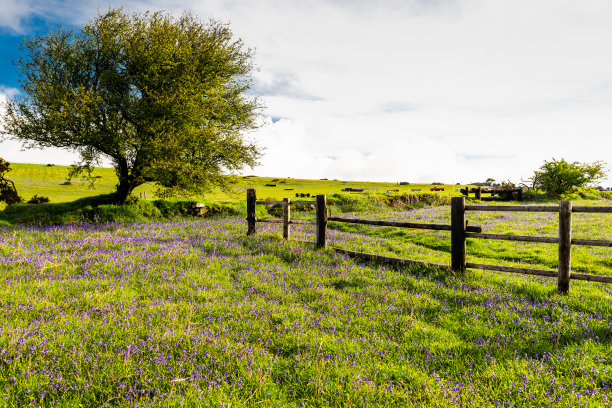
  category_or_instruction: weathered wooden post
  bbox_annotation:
[517,188,523,201]
[558,200,572,294]
[283,198,290,240]
[247,189,256,236]
[316,194,327,248]
[451,196,466,274]
[475,187,482,200]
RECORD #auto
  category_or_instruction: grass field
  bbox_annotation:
[5,162,465,203]
[1,199,611,406]
[2,162,612,406]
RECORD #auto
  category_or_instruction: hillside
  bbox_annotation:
[5,162,464,203]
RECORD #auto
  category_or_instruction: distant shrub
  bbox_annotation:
[521,189,547,201]
[267,203,283,217]
[529,158,607,197]
[93,201,162,223]
[431,182,444,185]
[153,199,238,218]
[293,203,315,212]
[27,195,50,204]
[153,199,199,216]
[328,193,375,213]
[378,193,450,209]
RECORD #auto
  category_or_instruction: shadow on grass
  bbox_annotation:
[0,194,116,225]
[0,194,241,226]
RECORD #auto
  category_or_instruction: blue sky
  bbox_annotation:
[0,14,69,88]
[1,0,611,184]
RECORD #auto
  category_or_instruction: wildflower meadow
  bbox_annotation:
[1,203,611,407]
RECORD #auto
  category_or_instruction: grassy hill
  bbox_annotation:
[5,162,465,203]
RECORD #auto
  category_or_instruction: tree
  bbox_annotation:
[1,9,262,203]
[530,158,607,196]
[0,158,21,204]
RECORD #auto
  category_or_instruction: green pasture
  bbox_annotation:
[1,163,612,406]
[0,208,611,406]
[5,162,466,203]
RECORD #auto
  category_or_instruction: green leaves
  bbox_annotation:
[531,159,607,196]
[2,8,262,203]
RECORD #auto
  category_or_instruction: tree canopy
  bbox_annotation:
[1,9,262,203]
[530,158,607,196]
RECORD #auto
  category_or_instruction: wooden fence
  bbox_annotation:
[246,189,612,294]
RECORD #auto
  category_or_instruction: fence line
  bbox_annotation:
[245,189,612,295]
[327,216,483,233]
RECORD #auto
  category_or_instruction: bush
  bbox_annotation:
[530,158,607,197]
[27,195,50,204]
[0,194,238,225]
[378,193,450,209]
[0,158,22,204]
[92,201,162,223]
[0,184,21,205]
[152,199,239,218]
[327,193,375,213]
[153,199,200,217]
[266,203,283,217]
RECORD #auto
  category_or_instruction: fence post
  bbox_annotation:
[316,194,327,248]
[558,200,572,294]
[451,196,466,274]
[475,187,482,200]
[283,198,290,240]
[247,188,256,236]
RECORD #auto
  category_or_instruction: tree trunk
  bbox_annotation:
[115,179,135,204]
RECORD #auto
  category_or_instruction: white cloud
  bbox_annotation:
[0,89,81,165]
[2,0,611,184]
[0,0,31,32]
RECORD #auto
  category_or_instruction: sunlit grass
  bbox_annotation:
[1,206,611,406]
[6,162,468,203]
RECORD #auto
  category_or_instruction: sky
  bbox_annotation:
[0,0,611,185]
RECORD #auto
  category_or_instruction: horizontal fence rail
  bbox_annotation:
[465,205,559,212]
[256,218,315,225]
[465,262,558,278]
[246,188,612,295]
[466,263,612,284]
[328,216,482,233]
[466,233,612,247]
[466,233,559,244]
[465,205,612,213]
[256,200,315,206]
[572,206,612,213]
